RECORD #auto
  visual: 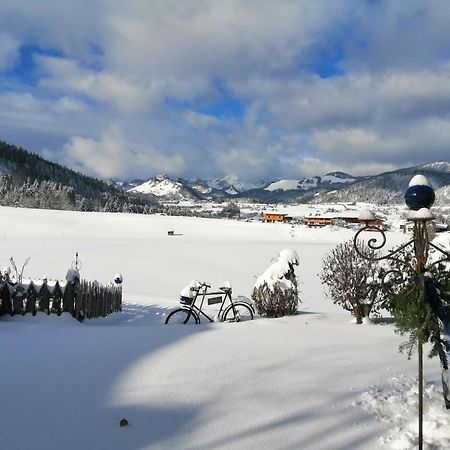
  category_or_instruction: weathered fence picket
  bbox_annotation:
[0,279,121,321]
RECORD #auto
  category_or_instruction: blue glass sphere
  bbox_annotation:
[404,184,435,210]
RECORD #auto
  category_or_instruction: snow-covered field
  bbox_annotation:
[0,206,449,449]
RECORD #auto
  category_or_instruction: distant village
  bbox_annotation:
[259,211,449,233]
[261,211,384,227]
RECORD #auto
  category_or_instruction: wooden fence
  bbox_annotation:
[0,280,122,321]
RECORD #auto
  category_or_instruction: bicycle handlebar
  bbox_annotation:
[187,280,210,292]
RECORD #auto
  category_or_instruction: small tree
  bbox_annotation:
[251,249,299,317]
[219,202,240,218]
[320,240,384,323]
[384,236,450,406]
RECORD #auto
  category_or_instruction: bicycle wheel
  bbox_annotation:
[222,302,254,322]
[165,308,199,325]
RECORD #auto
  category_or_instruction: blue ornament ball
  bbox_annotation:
[404,184,435,210]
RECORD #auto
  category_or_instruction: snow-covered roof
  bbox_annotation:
[358,209,377,221]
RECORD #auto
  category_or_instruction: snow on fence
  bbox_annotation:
[75,280,122,320]
[0,279,122,321]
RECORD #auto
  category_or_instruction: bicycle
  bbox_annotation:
[164,281,254,324]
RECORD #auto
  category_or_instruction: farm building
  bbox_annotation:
[261,212,293,223]
[303,214,384,228]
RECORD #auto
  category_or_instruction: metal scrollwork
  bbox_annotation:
[354,225,386,254]
[427,241,450,283]
[379,266,417,298]
[354,224,417,299]
[355,221,450,300]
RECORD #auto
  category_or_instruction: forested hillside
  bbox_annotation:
[311,165,450,205]
[0,141,158,213]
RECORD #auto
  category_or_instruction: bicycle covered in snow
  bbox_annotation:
[164,280,254,324]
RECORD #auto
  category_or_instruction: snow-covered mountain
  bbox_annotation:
[181,175,269,196]
[265,172,357,192]
[123,160,450,205]
[127,171,358,202]
[129,174,203,201]
[204,175,268,194]
[128,174,270,201]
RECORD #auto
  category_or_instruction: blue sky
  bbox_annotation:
[1,0,450,181]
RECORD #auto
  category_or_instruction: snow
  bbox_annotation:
[359,208,376,221]
[0,205,448,449]
[265,179,301,191]
[255,249,299,291]
[66,267,80,283]
[429,232,450,269]
[409,174,432,188]
[264,174,356,192]
[130,176,184,197]
[225,187,238,195]
[358,376,450,449]
[206,175,263,193]
[220,280,232,290]
[406,207,435,221]
[179,279,202,298]
[321,174,356,184]
[432,232,450,256]
[420,162,450,174]
[191,183,213,195]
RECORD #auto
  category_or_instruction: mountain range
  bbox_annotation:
[1,138,450,210]
[124,172,360,201]
[123,163,450,205]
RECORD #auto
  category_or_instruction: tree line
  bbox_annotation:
[0,141,158,213]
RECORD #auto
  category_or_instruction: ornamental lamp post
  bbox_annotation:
[354,174,450,450]
[404,175,435,450]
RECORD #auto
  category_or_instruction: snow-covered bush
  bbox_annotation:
[251,249,299,317]
[320,240,384,324]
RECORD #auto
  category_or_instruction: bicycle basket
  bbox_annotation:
[180,295,193,305]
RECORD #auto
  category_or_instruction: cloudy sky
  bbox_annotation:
[1,0,450,181]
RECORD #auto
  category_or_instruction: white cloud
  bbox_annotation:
[61,124,185,179]
[53,97,86,113]
[2,1,450,180]
[0,33,19,70]
[36,56,152,113]
[184,110,221,129]
[0,90,101,138]
[105,0,352,80]
[0,0,106,60]
[62,125,129,179]
[345,0,450,72]
[232,68,450,132]
[310,117,450,167]
[296,156,397,178]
